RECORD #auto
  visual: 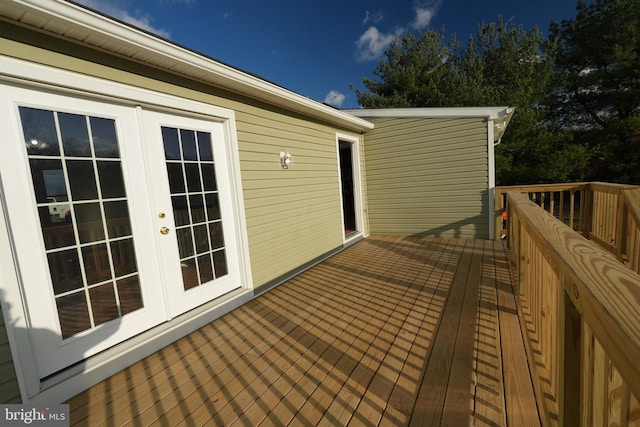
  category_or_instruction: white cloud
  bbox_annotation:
[355,2,442,61]
[223,11,233,19]
[74,0,172,38]
[362,10,384,25]
[324,90,346,107]
[355,26,403,62]
[411,1,441,30]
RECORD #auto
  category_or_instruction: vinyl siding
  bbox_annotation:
[0,24,361,290]
[0,306,20,403]
[235,109,355,286]
[363,117,490,238]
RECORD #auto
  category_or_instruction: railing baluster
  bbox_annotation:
[560,191,565,225]
[570,190,576,230]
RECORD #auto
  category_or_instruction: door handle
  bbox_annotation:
[160,227,170,235]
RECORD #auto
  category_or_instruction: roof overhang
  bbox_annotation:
[345,107,515,142]
[0,0,374,133]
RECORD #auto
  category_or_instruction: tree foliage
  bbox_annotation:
[546,0,640,182]
[355,0,640,185]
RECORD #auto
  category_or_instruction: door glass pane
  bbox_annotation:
[161,126,229,291]
[67,160,98,200]
[38,206,74,249]
[89,283,119,325]
[59,113,91,157]
[180,129,197,161]
[19,107,59,156]
[90,117,119,158]
[75,203,105,243]
[97,161,126,198]
[104,201,132,238]
[197,131,213,161]
[171,195,189,227]
[19,107,144,339]
[56,292,91,338]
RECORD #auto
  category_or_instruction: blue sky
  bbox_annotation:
[75,0,585,109]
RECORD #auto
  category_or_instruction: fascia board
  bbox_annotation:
[2,0,374,132]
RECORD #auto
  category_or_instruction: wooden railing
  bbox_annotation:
[504,190,640,426]
[495,182,640,274]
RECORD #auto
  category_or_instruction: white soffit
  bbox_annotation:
[0,0,374,133]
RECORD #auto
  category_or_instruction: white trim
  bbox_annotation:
[0,59,254,402]
[336,133,365,245]
[345,107,512,120]
[487,121,496,240]
[0,185,37,402]
[0,0,373,133]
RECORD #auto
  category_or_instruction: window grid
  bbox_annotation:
[162,126,228,291]
[20,106,143,338]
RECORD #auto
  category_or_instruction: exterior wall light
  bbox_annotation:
[280,151,292,169]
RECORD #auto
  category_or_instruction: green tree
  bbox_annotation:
[546,0,640,183]
[356,17,590,185]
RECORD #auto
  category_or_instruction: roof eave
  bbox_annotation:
[345,107,515,142]
[0,0,374,132]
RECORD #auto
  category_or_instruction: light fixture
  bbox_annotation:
[280,151,292,169]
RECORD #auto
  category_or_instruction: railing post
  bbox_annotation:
[495,187,504,240]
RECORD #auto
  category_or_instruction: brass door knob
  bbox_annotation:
[160,227,170,235]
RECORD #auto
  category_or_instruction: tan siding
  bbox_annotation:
[236,109,351,286]
[363,117,490,238]
[0,25,363,290]
[0,307,20,403]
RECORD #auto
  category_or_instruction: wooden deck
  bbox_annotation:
[68,236,540,426]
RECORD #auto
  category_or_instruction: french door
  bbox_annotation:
[142,110,242,317]
[1,85,242,378]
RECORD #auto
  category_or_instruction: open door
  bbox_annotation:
[337,137,363,243]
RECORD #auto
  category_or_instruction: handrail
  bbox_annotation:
[496,182,640,275]
[506,191,640,425]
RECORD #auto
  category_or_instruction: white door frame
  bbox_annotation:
[0,55,253,402]
[335,133,366,245]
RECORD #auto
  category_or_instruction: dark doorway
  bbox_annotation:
[339,141,357,236]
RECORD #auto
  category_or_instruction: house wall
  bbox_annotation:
[0,24,364,402]
[363,117,490,238]
[0,23,362,289]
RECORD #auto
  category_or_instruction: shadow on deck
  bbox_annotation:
[68,235,540,426]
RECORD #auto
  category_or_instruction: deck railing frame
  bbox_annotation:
[502,189,640,426]
[496,182,640,274]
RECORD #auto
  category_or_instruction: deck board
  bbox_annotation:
[473,239,508,427]
[68,236,539,426]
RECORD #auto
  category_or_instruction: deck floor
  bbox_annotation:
[68,236,540,426]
